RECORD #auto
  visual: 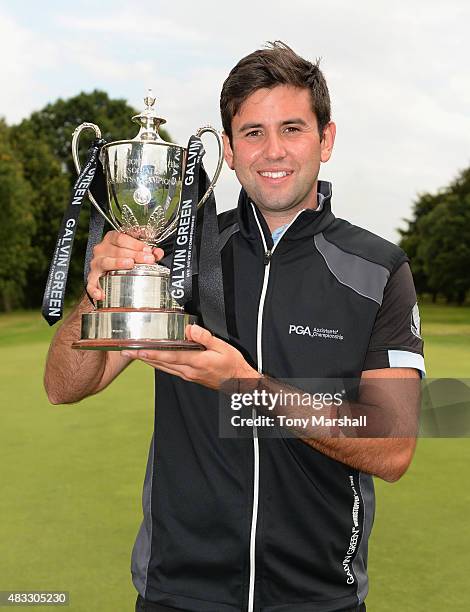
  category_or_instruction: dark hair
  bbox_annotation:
[220,41,331,144]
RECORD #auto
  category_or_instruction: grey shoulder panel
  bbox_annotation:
[323,218,408,273]
[314,233,390,305]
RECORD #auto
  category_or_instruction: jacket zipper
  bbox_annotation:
[247,206,304,612]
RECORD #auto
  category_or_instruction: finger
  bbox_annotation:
[121,350,195,380]
[86,269,104,300]
[185,324,194,341]
[121,350,139,359]
[121,349,184,360]
[101,230,119,244]
[87,256,134,299]
[122,349,205,373]
[133,251,157,264]
[152,248,165,262]
[186,324,227,352]
[97,246,153,261]
[94,242,156,267]
[125,349,199,365]
[86,271,106,300]
[92,256,135,275]
[121,350,169,360]
[95,233,151,256]
[137,358,196,382]
[86,281,104,302]
[106,231,148,251]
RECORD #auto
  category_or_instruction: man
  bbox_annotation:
[45,42,424,612]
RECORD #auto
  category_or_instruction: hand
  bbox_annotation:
[87,230,164,301]
[122,324,261,390]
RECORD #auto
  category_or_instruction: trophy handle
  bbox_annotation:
[71,122,120,231]
[194,125,225,208]
[157,125,224,244]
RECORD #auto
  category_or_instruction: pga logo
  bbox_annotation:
[289,324,310,335]
[288,323,344,341]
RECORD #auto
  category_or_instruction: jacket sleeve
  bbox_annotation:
[363,262,425,376]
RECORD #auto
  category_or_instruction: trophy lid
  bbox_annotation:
[132,89,168,142]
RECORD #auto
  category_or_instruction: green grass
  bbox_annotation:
[368,303,470,611]
[1,305,469,611]
[0,313,154,610]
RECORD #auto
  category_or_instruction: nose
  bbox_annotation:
[263,132,287,161]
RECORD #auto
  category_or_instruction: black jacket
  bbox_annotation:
[131,181,424,612]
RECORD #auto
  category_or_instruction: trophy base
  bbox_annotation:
[72,338,203,351]
[72,309,204,351]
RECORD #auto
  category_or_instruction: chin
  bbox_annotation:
[260,193,302,211]
[254,190,293,209]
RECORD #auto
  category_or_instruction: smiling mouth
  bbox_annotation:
[258,170,293,179]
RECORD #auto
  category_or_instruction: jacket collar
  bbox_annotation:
[236,180,336,245]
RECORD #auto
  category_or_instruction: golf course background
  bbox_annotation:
[1,304,469,611]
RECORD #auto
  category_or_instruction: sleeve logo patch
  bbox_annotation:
[411,303,422,339]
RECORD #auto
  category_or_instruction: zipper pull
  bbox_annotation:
[264,249,272,265]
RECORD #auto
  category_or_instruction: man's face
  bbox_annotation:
[223,85,335,219]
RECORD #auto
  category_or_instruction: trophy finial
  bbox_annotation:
[132,88,167,141]
[144,88,156,109]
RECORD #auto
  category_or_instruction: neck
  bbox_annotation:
[256,181,320,233]
[262,212,301,233]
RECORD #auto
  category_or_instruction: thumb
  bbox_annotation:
[187,324,225,351]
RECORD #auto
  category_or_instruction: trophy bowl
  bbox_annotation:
[71,91,224,351]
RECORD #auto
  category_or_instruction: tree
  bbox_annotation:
[398,192,441,298]
[416,193,470,304]
[0,120,35,311]
[10,124,70,308]
[399,169,470,304]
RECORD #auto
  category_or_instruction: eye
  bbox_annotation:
[245,129,263,138]
[284,125,301,134]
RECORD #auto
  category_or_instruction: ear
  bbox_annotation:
[320,121,336,163]
[222,132,235,170]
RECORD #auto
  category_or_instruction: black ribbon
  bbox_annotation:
[169,135,205,306]
[42,138,106,325]
[198,174,229,340]
[168,134,228,340]
[83,160,108,285]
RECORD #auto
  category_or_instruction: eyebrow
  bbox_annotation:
[237,118,308,133]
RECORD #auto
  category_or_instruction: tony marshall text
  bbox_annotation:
[231,415,367,428]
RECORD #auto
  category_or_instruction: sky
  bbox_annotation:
[1,0,469,241]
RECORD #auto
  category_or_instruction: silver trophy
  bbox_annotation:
[71,91,224,350]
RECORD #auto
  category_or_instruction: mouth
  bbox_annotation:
[257,170,293,183]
